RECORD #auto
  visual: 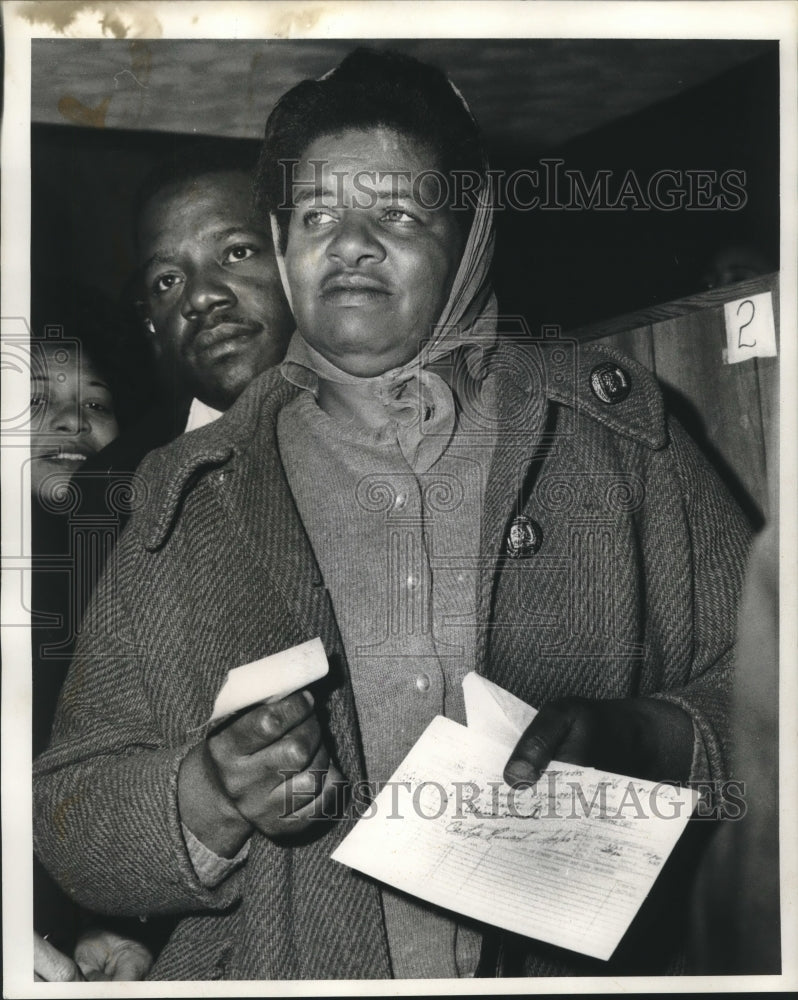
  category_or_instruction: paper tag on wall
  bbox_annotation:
[723,291,777,364]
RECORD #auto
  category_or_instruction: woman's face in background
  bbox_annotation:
[284,127,467,378]
[29,343,119,506]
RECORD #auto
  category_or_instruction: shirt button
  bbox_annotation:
[406,573,420,590]
[415,673,431,693]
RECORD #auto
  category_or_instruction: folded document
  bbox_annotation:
[209,637,328,724]
[332,673,698,961]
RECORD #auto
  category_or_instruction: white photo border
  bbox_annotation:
[2,1,796,995]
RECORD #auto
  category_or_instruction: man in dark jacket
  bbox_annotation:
[78,146,294,538]
[34,50,750,980]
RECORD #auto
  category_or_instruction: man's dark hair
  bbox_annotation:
[256,48,485,252]
[129,137,262,320]
[132,138,260,254]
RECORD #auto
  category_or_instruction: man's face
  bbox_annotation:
[284,127,466,378]
[138,171,294,410]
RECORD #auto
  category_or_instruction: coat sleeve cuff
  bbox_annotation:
[648,690,719,785]
[181,822,251,888]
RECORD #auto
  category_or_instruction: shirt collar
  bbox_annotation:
[280,333,322,395]
[184,397,224,434]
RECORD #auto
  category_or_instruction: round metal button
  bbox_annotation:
[506,515,542,558]
[415,673,431,693]
[589,362,631,405]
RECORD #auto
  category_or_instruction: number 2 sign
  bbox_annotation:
[723,291,777,364]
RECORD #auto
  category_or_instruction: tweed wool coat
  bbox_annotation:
[33,340,751,980]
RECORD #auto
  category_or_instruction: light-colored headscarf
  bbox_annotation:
[277,79,496,473]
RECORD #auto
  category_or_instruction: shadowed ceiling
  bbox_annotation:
[32,37,773,150]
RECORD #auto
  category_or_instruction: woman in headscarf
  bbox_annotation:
[34,49,749,980]
[257,49,503,979]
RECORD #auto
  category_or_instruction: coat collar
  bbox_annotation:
[558,338,667,450]
[479,336,667,539]
[139,369,294,552]
[140,339,666,560]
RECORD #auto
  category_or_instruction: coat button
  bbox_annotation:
[506,515,542,558]
[415,673,431,693]
[589,362,631,404]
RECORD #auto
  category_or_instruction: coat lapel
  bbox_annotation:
[215,380,390,979]
[477,343,550,669]
[212,380,367,763]
[218,381,332,637]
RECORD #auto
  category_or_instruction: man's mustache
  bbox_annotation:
[188,313,265,350]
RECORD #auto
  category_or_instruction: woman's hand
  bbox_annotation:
[178,690,344,856]
[503,696,694,787]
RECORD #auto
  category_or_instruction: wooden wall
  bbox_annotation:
[570,273,779,528]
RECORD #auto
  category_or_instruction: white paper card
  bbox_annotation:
[209,637,328,723]
[332,715,698,961]
[462,671,537,748]
[723,291,777,363]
